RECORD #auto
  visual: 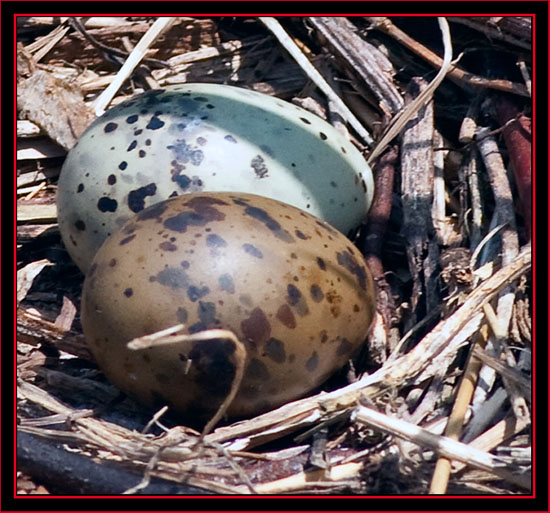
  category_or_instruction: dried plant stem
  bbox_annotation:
[367,17,452,163]
[353,405,531,490]
[127,325,247,437]
[259,17,374,146]
[93,17,176,116]
[429,324,488,494]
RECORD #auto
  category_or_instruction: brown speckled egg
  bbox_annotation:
[81,192,375,424]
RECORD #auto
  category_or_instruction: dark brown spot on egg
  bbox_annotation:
[119,234,136,245]
[197,301,216,324]
[241,307,271,348]
[139,150,146,158]
[127,140,137,152]
[300,117,311,125]
[276,304,296,329]
[316,257,327,270]
[206,234,227,248]
[187,285,210,302]
[286,284,309,317]
[77,183,84,193]
[219,273,235,294]
[264,338,286,363]
[246,358,270,381]
[224,134,237,143]
[155,267,190,290]
[310,284,324,303]
[74,220,86,231]
[189,338,237,397]
[337,337,354,356]
[126,114,138,124]
[319,132,327,140]
[295,230,308,240]
[136,201,168,221]
[241,206,294,243]
[336,251,367,290]
[119,161,127,170]
[124,288,133,297]
[159,241,177,251]
[107,174,117,185]
[306,351,319,372]
[176,307,188,323]
[109,258,117,267]
[242,243,263,258]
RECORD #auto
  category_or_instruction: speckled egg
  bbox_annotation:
[57,83,374,272]
[81,192,375,423]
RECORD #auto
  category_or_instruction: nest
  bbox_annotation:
[16,16,532,496]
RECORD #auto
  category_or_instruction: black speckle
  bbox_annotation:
[104,122,118,133]
[219,273,235,294]
[126,114,138,124]
[124,288,133,297]
[243,243,263,258]
[74,220,86,231]
[139,150,146,158]
[134,129,143,136]
[300,117,311,125]
[224,134,237,143]
[109,258,117,267]
[128,183,157,213]
[319,132,327,140]
[107,174,117,185]
[77,183,84,193]
[145,139,151,146]
[127,140,137,152]
[97,197,118,212]
[119,161,128,170]
[264,338,286,363]
[306,351,319,371]
[187,285,210,302]
[310,284,324,303]
[295,230,308,240]
[146,116,165,130]
[251,155,269,179]
[206,234,227,248]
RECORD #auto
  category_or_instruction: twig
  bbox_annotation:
[93,17,176,116]
[367,17,453,164]
[352,405,531,490]
[259,17,374,147]
[367,17,530,98]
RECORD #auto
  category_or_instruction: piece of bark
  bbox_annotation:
[400,78,439,324]
[308,17,404,116]
[17,46,95,151]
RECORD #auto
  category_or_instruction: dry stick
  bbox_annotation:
[429,324,489,494]
[352,405,531,490]
[258,17,374,147]
[367,17,452,164]
[367,17,530,98]
[93,17,176,116]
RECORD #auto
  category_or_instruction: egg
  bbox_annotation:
[81,192,375,424]
[57,83,374,272]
